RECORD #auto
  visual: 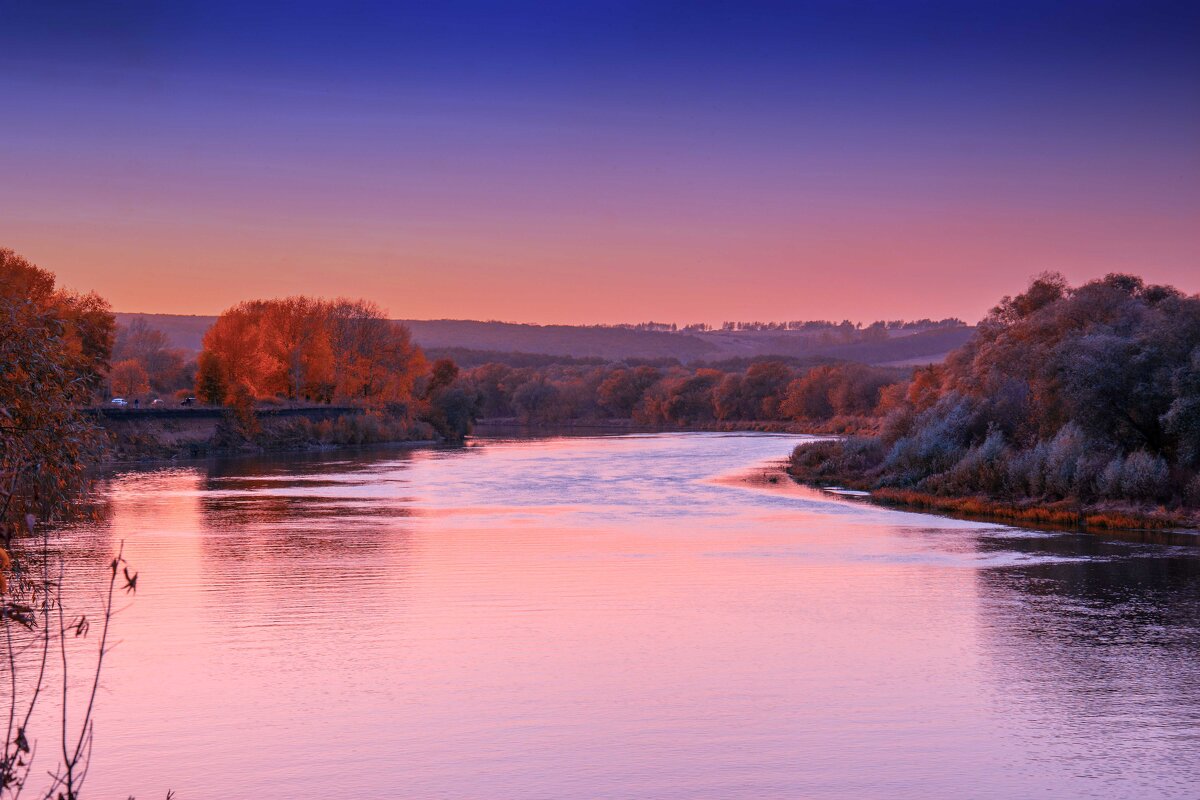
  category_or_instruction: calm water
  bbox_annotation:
[38,433,1200,797]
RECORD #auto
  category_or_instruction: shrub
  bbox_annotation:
[789,440,846,480]
[879,406,915,445]
[1042,424,1087,498]
[1097,455,1126,499]
[1071,451,1112,501]
[1118,450,1170,501]
[1185,474,1200,507]
[789,437,884,485]
[928,429,1007,495]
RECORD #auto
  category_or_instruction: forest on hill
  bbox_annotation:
[115,312,972,365]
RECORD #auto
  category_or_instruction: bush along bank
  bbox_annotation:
[787,273,1200,533]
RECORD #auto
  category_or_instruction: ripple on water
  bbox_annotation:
[40,432,1200,800]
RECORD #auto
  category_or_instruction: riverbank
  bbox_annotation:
[786,440,1200,535]
[98,405,436,462]
[865,487,1199,531]
[99,410,866,461]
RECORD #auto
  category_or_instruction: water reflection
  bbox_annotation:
[972,548,1200,798]
[38,434,1200,799]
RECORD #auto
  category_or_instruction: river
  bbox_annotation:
[38,433,1200,798]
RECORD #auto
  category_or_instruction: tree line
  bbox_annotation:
[585,317,964,333]
[791,273,1200,517]
[188,296,910,433]
[462,359,905,427]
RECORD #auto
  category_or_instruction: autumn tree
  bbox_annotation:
[421,359,480,440]
[639,369,722,425]
[198,297,425,407]
[0,249,147,798]
[195,350,227,405]
[198,302,269,400]
[260,296,333,400]
[326,299,425,402]
[741,361,792,418]
[780,368,836,420]
[512,379,562,423]
[108,359,150,398]
[471,363,521,417]
[113,318,189,393]
[713,373,747,420]
[460,359,907,426]
[0,248,114,546]
[597,366,660,417]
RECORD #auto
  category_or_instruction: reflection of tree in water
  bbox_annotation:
[201,444,422,481]
[973,532,1200,765]
[192,451,425,630]
[198,448,421,532]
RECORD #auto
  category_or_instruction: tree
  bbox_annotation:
[1164,347,1200,468]
[654,370,721,425]
[200,303,269,399]
[713,373,747,420]
[0,251,151,799]
[113,318,187,393]
[427,359,459,394]
[326,299,424,403]
[781,368,835,420]
[596,366,659,417]
[195,350,227,405]
[422,360,479,440]
[260,296,332,400]
[108,358,149,398]
[512,379,561,424]
[472,363,517,417]
[742,361,792,418]
[198,297,426,406]
[0,248,113,548]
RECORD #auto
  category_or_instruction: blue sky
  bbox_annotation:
[2,1,1197,322]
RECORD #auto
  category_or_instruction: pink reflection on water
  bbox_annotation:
[33,434,1200,799]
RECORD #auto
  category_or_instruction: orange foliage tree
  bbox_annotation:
[197,297,425,406]
[108,359,150,398]
[326,299,424,402]
[0,248,114,546]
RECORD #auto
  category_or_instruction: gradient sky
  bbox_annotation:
[1,1,1197,324]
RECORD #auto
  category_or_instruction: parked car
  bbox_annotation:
[110,398,128,406]
[151,398,163,406]
[180,396,196,406]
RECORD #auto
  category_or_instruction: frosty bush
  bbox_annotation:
[1118,451,1170,501]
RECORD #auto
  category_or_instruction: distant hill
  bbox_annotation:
[114,314,721,360]
[403,319,721,360]
[802,327,974,364]
[115,313,972,366]
[116,314,214,352]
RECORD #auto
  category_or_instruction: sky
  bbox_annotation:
[1,0,1198,325]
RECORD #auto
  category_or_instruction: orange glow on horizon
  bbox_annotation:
[10,203,1198,325]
